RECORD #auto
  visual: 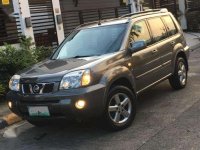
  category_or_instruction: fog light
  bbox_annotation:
[8,101,12,109]
[75,100,86,109]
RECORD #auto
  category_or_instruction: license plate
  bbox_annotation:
[28,106,50,117]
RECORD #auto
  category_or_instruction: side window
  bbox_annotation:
[162,15,178,36]
[129,20,152,46]
[148,17,167,43]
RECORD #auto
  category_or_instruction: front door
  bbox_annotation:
[129,20,163,92]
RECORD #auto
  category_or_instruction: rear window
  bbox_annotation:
[148,17,168,43]
[162,15,178,36]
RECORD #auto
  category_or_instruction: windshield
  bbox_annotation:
[52,23,127,59]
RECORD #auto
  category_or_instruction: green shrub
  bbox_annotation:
[0,83,6,97]
[0,36,54,99]
[0,38,36,74]
[33,46,53,62]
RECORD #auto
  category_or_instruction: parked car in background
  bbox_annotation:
[7,9,189,130]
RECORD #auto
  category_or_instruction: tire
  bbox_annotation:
[169,57,188,90]
[103,86,137,131]
[27,119,49,127]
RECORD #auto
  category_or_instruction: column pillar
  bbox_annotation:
[178,0,187,30]
[128,0,137,13]
[51,0,65,44]
[12,0,35,44]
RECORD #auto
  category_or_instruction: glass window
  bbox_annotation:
[53,24,127,59]
[162,15,177,36]
[129,21,152,46]
[148,17,168,42]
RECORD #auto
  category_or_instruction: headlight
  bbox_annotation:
[60,70,91,90]
[9,75,20,91]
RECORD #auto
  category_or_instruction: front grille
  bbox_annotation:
[21,83,54,94]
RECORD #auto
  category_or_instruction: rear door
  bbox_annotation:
[147,17,172,78]
[161,15,179,74]
[129,20,162,92]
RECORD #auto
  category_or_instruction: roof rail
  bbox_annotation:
[77,20,99,28]
[120,8,168,18]
[75,17,122,29]
[75,8,168,29]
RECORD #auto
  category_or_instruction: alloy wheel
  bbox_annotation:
[178,61,187,85]
[108,93,132,124]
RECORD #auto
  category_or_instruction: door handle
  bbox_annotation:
[171,41,175,45]
[152,49,158,54]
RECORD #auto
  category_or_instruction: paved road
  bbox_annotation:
[0,49,200,150]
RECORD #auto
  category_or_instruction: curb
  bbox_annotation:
[0,113,22,130]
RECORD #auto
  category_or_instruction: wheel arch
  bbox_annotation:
[109,77,135,93]
[172,49,189,75]
[100,66,137,106]
[175,51,189,71]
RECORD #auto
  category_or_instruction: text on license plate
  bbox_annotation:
[28,106,50,117]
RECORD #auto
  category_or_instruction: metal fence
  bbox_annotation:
[153,0,177,18]
[61,6,131,36]
[0,13,21,45]
[29,0,58,47]
[186,0,200,31]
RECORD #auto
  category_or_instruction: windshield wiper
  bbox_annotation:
[71,55,98,58]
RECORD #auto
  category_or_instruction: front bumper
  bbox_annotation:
[6,84,106,120]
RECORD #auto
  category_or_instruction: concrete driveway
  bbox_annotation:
[0,48,200,150]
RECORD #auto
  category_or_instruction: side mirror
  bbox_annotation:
[129,40,147,53]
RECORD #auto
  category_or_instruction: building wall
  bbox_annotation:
[142,0,153,10]
[186,0,200,31]
[60,0,121,11]
[0,0,21,45]
[60,0,130,36]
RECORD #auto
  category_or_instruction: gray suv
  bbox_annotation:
[7,9,189,130]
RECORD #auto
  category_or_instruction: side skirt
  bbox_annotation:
[136,74,172,95]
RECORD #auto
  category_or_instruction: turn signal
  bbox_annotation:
[81,70,91,86]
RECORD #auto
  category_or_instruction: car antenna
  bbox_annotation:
[98,19,101,25]
[98,10,102,25]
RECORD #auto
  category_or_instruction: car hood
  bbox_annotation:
[20,58,97,77]
[18,53,117,82]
